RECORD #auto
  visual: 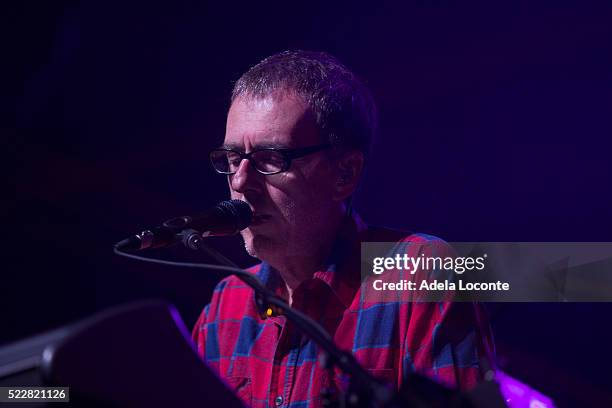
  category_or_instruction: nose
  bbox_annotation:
[229,158,261,194]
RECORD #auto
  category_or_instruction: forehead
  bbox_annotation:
[224,93,319,149]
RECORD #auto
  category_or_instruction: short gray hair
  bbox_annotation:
[231,50,377,161]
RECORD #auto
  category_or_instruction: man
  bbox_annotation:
[193,51,492,407]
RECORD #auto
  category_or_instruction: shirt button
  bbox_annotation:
[274,396,283,406]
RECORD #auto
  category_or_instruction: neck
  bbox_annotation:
[267,207,348,305]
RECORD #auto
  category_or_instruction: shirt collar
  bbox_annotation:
[256,211,368,309]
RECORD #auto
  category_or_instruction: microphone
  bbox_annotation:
[114,199,252,251]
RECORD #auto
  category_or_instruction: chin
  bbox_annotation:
[241,230,275,260]
[243,239,258,258]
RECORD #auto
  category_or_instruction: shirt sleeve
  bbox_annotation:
[397,235,494,391]
[401,300,492,390]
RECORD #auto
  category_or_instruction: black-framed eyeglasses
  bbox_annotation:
[209,143,332,175]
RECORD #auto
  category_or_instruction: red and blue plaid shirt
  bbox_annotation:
[192,213,493,407]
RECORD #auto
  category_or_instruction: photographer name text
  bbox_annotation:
[372,279,510,291]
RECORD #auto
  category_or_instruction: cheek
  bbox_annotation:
[265,186,294,215]
[302,173,336,203]
[267,179,333,219]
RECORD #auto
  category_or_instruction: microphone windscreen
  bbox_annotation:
[217,199,252,232]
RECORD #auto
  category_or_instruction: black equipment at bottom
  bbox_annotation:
[0,301,244,408]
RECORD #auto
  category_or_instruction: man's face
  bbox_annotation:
[223,92,338,260]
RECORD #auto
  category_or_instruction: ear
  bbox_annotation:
[332,150,365,202]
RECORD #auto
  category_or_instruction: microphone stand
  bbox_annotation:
[181,229,392,407]
[179,230,487,408]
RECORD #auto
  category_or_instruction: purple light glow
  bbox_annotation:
[496,370,555,408]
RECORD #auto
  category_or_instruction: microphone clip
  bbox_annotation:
[180,229,205,251]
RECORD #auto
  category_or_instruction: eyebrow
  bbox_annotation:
[221,142,288,150]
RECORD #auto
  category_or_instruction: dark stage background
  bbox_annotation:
[3,1,612,406]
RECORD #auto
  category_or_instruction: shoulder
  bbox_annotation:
[366,224,447,244]
[398,232,455,256]
[366,225,454,256]
[399,232,445,243]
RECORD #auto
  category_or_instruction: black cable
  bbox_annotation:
[113,247,245,275]
[112,246,333,344]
